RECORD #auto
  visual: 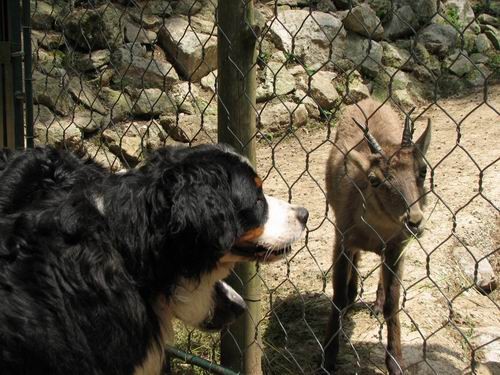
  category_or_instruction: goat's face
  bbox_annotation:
[348,118,432,237]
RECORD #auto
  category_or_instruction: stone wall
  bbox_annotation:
[30,0,499,168]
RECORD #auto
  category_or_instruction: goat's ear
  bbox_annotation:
[415,119,431,156]
[345,148,371,174]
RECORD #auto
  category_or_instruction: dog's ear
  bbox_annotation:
[160,163,237,270]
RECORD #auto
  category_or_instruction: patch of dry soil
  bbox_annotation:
[256,86,500,375]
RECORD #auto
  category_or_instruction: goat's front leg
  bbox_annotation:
[322,241,353,373]
[382,247,405,375]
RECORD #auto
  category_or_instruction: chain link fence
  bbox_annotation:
[5,0,500,373]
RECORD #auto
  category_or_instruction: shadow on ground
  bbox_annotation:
[262,292,468,375]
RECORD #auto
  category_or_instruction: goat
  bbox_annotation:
[322,98,431,374]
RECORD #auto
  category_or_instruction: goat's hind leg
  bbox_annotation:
[347,251,360,306]
[322,241,353,373]
[382,248,405,375]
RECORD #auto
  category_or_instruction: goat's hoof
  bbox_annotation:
[386,357,405,375]
[370,301,384,316]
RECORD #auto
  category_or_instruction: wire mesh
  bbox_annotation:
[25,0,500,374]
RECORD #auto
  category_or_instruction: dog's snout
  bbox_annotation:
[295,207,309,226]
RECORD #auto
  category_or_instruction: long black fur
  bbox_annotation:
[0,145,267,375]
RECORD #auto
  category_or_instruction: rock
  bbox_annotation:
[308,71,339,111]
[367,0,391,19]
[124,21,158,45]
[374,67,410,94]
[343,5,384,40]
[170,82,205,115]
[129,11,163,29]
[258,100,308,133]
[33,105,81,147]
[446,51,474,77]
[99,87,132,122]
[465,64,492,87]
[158,17,217,81]
[67,78,108,115]
[69,111,104,134]
[418,23,458,58]
[160,113,216,143]
[345,33,383,78]
[143,0,173,17]
[439,0,477,29]
[257,62,296,102]
[126,88,177,117]
[269,10,346,67]
[292,90,320,119]
[395,0,437,25]
[454,246,496,293]
[483,25,500,50]
[381,41,412,70]
[200,70,217,92]
[478,13,500,28]
[392,89,415,109]
[32,71,73,116]
[83,141,124,172]
[332,0,359,9]
[159,114,190,143]
[35,50,66,78]
[102,128,142,166]
[383,5,419,40]
[111,46,179,89]
[72,50,111,72]
[471,327,500,367]
[475,33,493,53]
[31,30,65,50]
[31,0,61,30]
[470,53,489,64]
[173,0,204,16]
[336,74,370,105]
[63,5,123,51]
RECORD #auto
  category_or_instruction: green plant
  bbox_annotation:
[445,7,463,30]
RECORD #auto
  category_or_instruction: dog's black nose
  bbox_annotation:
[295,207,309,226]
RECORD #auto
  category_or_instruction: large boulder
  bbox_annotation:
[269,10,346,67]
[68,78,108,115]
[126,88,177,117]
[257,62,296,102]
[417,23,458,58]
[345,33,383,78]
[71,50,111,72]
[343,5,384,40]
[158,17,217,81]
[308,71,340,111]
[111,46,179,89]
[257,100,308,133]
[63,4,123,51]
[30,0,63,30]
[383,5,419,40]
[32,71,73,116]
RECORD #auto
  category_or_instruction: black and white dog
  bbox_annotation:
[0,145,308,375]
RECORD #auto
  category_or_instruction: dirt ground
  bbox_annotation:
[172,86,499,374]
[255,85,500,375]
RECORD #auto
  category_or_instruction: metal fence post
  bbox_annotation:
[217,1,261,374]
[0,0,25,150]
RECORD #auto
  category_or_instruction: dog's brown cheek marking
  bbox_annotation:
[236,226,264,245]
[254,176,263,188]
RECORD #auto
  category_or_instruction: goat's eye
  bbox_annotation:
[368,173,381,187]
[419,166,427,179]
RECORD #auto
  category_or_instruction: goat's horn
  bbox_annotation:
[401,107,416,148]
[352,117,385,156]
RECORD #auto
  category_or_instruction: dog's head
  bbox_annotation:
[143,144,308,269]
[140,144,309,331]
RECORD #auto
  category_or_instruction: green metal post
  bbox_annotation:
[217,1,261,374]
